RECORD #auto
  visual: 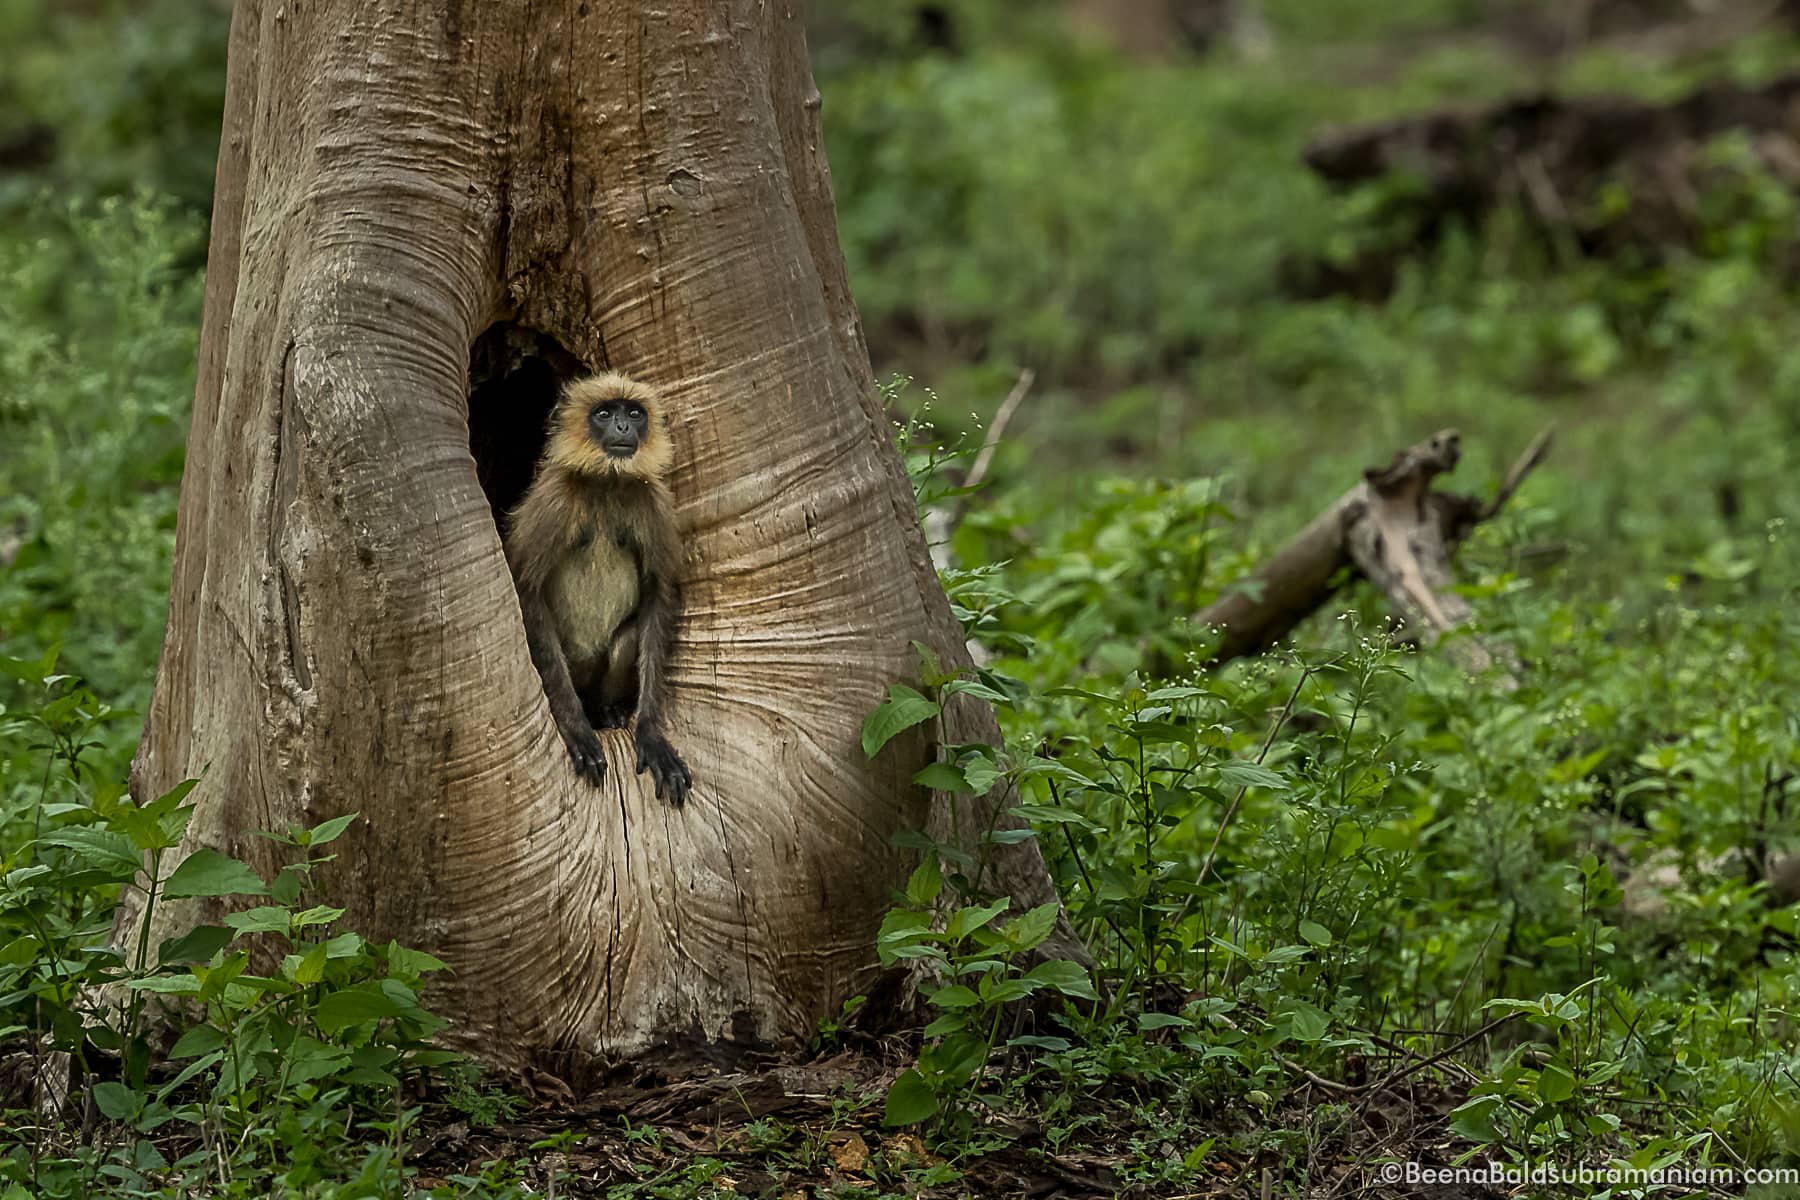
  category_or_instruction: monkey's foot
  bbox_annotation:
[562,725,608,787]
[634,729,692,806]
[592,703,632,730]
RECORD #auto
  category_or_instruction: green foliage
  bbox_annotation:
[886,406,1800,1178]
[11,0,1800,1190]
[0,194,203,717]
[0,656,504,1197]
[872,844,1096,1132]
[862,641,1097,1134]
[0,0,228,216]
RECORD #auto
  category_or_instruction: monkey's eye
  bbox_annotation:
[627,406,644,420]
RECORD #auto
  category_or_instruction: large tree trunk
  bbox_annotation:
[127,0,1071,1079]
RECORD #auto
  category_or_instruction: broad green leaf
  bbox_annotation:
[289,941,329,985]
[169,1024,226,1059]
[162,849,267,900]
[913,761,972,793]
[883,1068,938,1127]
[921,1033,988,1086]
[1538,1063,1576,1103]
[962,754,1003,797]
[1145,687,1207,701]
[314,984,408,1034]
[144,778,202,813]
[158,1050,223,1097]
[0,935,41,965]
[1448,1095,1502,1143]
[1279,1000,1330,1043]
[989,976,1034,1003]
[1024,959,1098,1001]
[386,941,447,975]
[90,1081,139,1120]
[904,855,943,907]
[1138,1012,1192,1030]
[224,906,292,935]
[945,898,1010,939]
[109,801,193,853]
[928,1014,972,1043]
[378,977,424,1011]
[1217,761,1286,792]
[158,925,232,965]
[323,932,366,960]
[193,952,249,1002]
[860,685,941,759]
[285,1036,353,1084]
[928,984,980,1009]
[1004,902,1059,952]
[292,904,346,929]
[35,828,141,879]
[911,640,951,687]
[940,678,1008,704]
[300,812,359,847]
[1298,921,1333,947]
[126,976,201,995]
[878,908,933,944]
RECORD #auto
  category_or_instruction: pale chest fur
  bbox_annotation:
[546,533,638,672]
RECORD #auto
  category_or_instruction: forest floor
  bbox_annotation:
[393,1052,1484,1199]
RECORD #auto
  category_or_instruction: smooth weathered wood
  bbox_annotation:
[125,0,1074,1079]
[1193,429,1550,670]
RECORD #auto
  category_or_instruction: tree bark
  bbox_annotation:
[127,0,1072,1079]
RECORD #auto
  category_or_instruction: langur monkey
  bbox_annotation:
[505,372,692,805]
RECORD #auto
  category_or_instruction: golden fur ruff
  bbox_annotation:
[547,372,674,482]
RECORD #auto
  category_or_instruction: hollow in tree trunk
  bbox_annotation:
[125,0,1075,1079]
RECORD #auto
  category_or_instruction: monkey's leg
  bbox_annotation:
[588,622,640,730]
[630,576,692,805]
[519,587,607,786]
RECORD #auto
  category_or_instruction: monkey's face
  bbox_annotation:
[588,399,649,460]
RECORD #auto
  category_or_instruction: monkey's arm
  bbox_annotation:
[518,585,607,787]
[631,567,691,805]
[506,483,606,787]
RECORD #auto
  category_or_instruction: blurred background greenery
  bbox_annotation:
[5,0,1800,1178]
[4,0,1798,708]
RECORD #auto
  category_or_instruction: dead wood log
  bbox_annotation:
[1195,428,1551,671]
[1308,72,1800,198]
[1295,69,1800,297]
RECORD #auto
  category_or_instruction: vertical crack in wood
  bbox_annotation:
[268,339,313,693]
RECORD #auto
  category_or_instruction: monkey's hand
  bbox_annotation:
[634,726,692,806]
[561,723,608,787]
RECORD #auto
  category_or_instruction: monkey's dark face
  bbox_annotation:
[588,399,649,460]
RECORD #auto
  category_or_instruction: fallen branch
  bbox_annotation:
[925,367,1036,569]
[1194,428,1552,673]
[961,367,1036,499]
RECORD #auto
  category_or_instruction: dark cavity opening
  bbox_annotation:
[467,322,587,532]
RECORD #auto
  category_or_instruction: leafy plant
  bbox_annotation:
[0,653,463,1195]
[875,853,1096,1131]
